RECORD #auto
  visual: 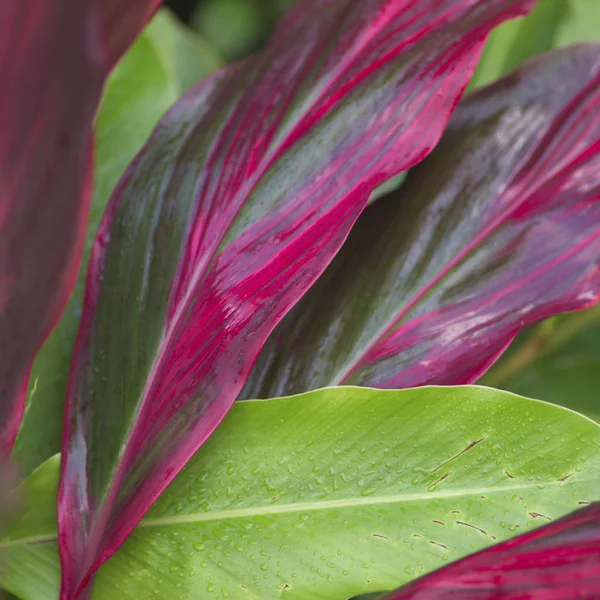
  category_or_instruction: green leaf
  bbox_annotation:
[470,0,600,89]
[3,386,600,599]
[10,11,221,475]
[145,8,224,91]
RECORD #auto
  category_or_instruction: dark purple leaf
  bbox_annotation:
[0,0,105,456]
[99,0,163,67]
[57,1,536,597]
[241,44,600,399]
[0,0,164,458]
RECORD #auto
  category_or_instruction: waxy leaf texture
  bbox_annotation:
[242,44,600,399]
[384,502,600,599]
[3,386,600,598]
[57,1,536,597]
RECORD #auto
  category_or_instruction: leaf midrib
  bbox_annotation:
[1,478,584,549]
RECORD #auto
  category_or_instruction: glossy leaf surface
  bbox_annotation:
[4,386,600,599]
[0,0,105,455]
[242,44,600,400]
[11,10,222,477]
[383,501,600,599]
[58,2,537,596]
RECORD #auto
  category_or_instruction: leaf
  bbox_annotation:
[98,0,163,68]
[0,0,106,456]
[4,386,600,599]
[10,10,222,477]
[241,44,600,400]
[145,8,224,92]
[382,501,600,599]
[56,2,538,596]
[0,0,167,458]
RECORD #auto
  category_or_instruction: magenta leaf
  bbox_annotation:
[57,1,536,597]
[382,502,600,599]
[241,44,600,399]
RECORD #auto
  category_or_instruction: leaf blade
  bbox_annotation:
[3,386,600,599]
[242,44,600,399]
[98,0,163,68]
[57,1,537,595]
[383,501,600,599]
[10,9,222,477]
[0,0,170,459]
[0,0,106,455]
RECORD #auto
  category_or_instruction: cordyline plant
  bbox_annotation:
[1,0,600,599]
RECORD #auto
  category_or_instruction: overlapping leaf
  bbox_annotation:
[57,1,537,597]
[241,44,600,399]
[4,386,600,599]
[11,9,222,477]
[0,0,105,456]
[0,0,164,458]
[383,502,600,599]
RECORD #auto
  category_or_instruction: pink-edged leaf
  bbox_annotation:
[241,44,600,399]
[99,0,163,67]
[382,502,600,599]
[57,1,536,597]
[0,0,108,456]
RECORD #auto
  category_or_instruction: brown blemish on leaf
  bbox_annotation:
[428,471,451,491]
[558,474,573,483]
[430,540,448,550]
[413,533,423,539]
[579,501,591,505]
[282,584,291,591]
[505,471,516,479]
[372,533,389,540]
[431,438,484,473]
[456,521,488,536]
[432,520,446,527]
[450,510,460,514]
[529,512,552,521]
